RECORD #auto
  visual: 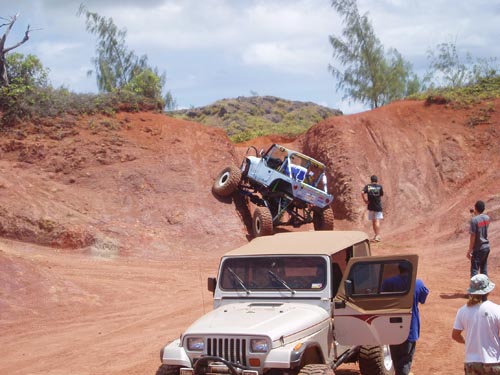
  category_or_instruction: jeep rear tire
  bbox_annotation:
[313,207,334,231]
[213,166,242,197]
[252,206,274,237]
[155,365,180,375]
[297,364,334,375]
[358,345,394,375]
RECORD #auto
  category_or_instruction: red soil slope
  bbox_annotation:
[1,99,499,375]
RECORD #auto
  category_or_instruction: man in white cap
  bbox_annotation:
[452,274,500,374]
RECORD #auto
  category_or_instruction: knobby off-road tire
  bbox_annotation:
[297,364,334,375]
[358,345,395,375]
[313,206,334,231]
[252,206,274,237]
[212,166,242,197]
[155,365,180,375]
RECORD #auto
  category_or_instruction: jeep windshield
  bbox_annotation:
[219,256,327,291]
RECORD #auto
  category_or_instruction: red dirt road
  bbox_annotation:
[1,100,500,374]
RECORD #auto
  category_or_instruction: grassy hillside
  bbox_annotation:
[2,77,499,142]
[169,96,342,142]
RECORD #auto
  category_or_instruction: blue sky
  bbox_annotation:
[2,0,499,113]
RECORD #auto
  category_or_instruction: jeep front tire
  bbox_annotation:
[358,345,395,375]
[297,364,334,375]
[213,166,242,197]
[155,365,180,375]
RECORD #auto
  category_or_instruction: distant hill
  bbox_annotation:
[170,96,342,142]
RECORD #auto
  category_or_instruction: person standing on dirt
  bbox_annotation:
[361,175,384,242]
[382,263,429,375]
[467,200,491,277]
[452,274,500,374]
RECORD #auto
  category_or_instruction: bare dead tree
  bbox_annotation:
[0,14,32,86]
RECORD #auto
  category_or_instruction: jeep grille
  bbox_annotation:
[207,338,247,366]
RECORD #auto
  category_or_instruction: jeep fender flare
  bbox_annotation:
[161,339,192,368]
[268,178,293,196]
[289,341,326,369]
[240,157,250,178]
[262,341,325,370]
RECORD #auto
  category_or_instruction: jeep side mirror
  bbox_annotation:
[207,277,217,293]
[259,149,264,157]
[344,279,353,298]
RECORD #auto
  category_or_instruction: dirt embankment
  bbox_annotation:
[1,99,500,375]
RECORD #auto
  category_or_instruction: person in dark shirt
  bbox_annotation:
[361,175,384,242]
[467,200,491,277]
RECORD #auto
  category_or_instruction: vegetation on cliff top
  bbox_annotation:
[170,96,342,143]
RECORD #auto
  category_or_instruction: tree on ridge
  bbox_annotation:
[328,0,419,108]
[0,14,32,87]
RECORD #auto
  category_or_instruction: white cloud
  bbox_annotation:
[242,41,329,75]
[34,41,82,57]
[0,0,498,111]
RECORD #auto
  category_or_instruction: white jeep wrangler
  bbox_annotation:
[212,144,334,237]
[157,231,418,375]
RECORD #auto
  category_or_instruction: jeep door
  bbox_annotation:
[252,145,287,184]
[332,255,418,346]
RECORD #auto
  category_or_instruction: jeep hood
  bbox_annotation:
[183,302,329,342]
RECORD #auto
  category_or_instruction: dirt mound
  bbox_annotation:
[1,99,500,375]
[0,113,248,258]
[304,99,500,232]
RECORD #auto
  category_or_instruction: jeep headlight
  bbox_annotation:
[250,338,269,353]
[187,337,204,351]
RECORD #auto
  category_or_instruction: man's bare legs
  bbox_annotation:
[372,219,381,241]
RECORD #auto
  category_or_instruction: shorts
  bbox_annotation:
[368,211,383,220]
[465,362,500,374]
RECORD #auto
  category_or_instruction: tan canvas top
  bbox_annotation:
[224,231,369,257]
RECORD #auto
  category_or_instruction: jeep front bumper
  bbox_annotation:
[181,356,259,375]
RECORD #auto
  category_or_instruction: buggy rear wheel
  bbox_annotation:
[252,206,274,237]
[313,206,334,231]
[212,166,242,197]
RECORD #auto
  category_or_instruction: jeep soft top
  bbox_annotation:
[224,231,369,256]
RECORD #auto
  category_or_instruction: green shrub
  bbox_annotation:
[0,84,163,127]
[408,75,500,108]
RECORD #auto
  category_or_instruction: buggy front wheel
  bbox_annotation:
[212,166,242,197]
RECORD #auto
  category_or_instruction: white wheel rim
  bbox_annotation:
[218,171,230,185]
[383,345,393,371]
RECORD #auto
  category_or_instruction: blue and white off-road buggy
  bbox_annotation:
[213,144,334,236]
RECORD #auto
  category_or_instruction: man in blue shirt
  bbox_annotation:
[382,263,429,375]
